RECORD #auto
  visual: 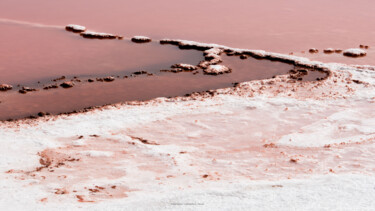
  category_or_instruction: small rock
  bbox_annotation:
[308,48,319,53]
[52,76,66,82]
[160,68,183,73]
[37,112,47,117]
[103,76,115,82]
[323,48,335,54]
[60,81,74,88]
[334,49,342,53]
[0,84,13,91]
[297,69,308,75]
[43,84,59,90]
[65,24,86,33]
[343,48,367,57]
[22,87,36,91]
[170,64,198,71]
[131,36,152,43]
[18,87,37,94]
[240,54,248,59]
[359,44,369,49]
[80,31,118,39]
[132,71,149,75]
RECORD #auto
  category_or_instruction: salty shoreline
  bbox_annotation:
[1,0,375,209]
[1,42,374,209]
[0,24,328,120]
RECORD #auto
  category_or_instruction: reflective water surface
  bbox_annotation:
[0,0,370,119]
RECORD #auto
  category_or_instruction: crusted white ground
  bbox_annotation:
[0,51,375,210]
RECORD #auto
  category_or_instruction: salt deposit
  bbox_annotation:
[203,64,231,75]
[343,48,367,57]
[80,31,118,39]
[65,24,86,33]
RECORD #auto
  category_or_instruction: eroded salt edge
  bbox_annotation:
[159,38,332,71]
[0,39,374,209]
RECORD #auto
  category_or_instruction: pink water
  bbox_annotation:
[0,0,372,119]
[1,0,373,64]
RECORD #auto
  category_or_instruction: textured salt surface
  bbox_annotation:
[0,43,374,209]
